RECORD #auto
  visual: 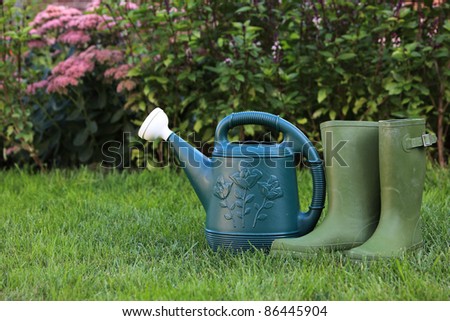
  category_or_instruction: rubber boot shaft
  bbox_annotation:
[347,119,427,259]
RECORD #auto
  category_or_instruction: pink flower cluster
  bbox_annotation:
[29,5,113,46]
[120,2,139,10]
[58,30,91,46]
[117,79,137,93]
[26,3,139,96]
[28,40,47,49]
[69,14,106,31]
[30,5,82,36]
[104,64,132,80]
[26,80,49,95]
[27,46,125,94]
[104,64,137,93]
[87,0,102,12]
[87,0,140,12]
[46,76,79,93]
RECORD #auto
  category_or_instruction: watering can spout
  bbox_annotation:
[138,108,213,210]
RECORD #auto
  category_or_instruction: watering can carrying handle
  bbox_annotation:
[215,111,325,234]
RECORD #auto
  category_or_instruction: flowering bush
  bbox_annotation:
[26,2,135,165]
[2,0,449,168]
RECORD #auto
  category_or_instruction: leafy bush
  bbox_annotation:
[0,0,43,168]
[1,0,449,168]
[25,3,134,166]
[107,0,449,166]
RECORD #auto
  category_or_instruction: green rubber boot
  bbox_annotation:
[347,119,436,259]
[270,121,380,256]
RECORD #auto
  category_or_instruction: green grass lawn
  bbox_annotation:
[1,166,449,300]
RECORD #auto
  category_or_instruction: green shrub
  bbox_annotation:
[2,0,448,168]
[0,0,43,168]
[111,0,449,167]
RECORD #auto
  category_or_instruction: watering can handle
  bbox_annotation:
[215,111,325,234]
